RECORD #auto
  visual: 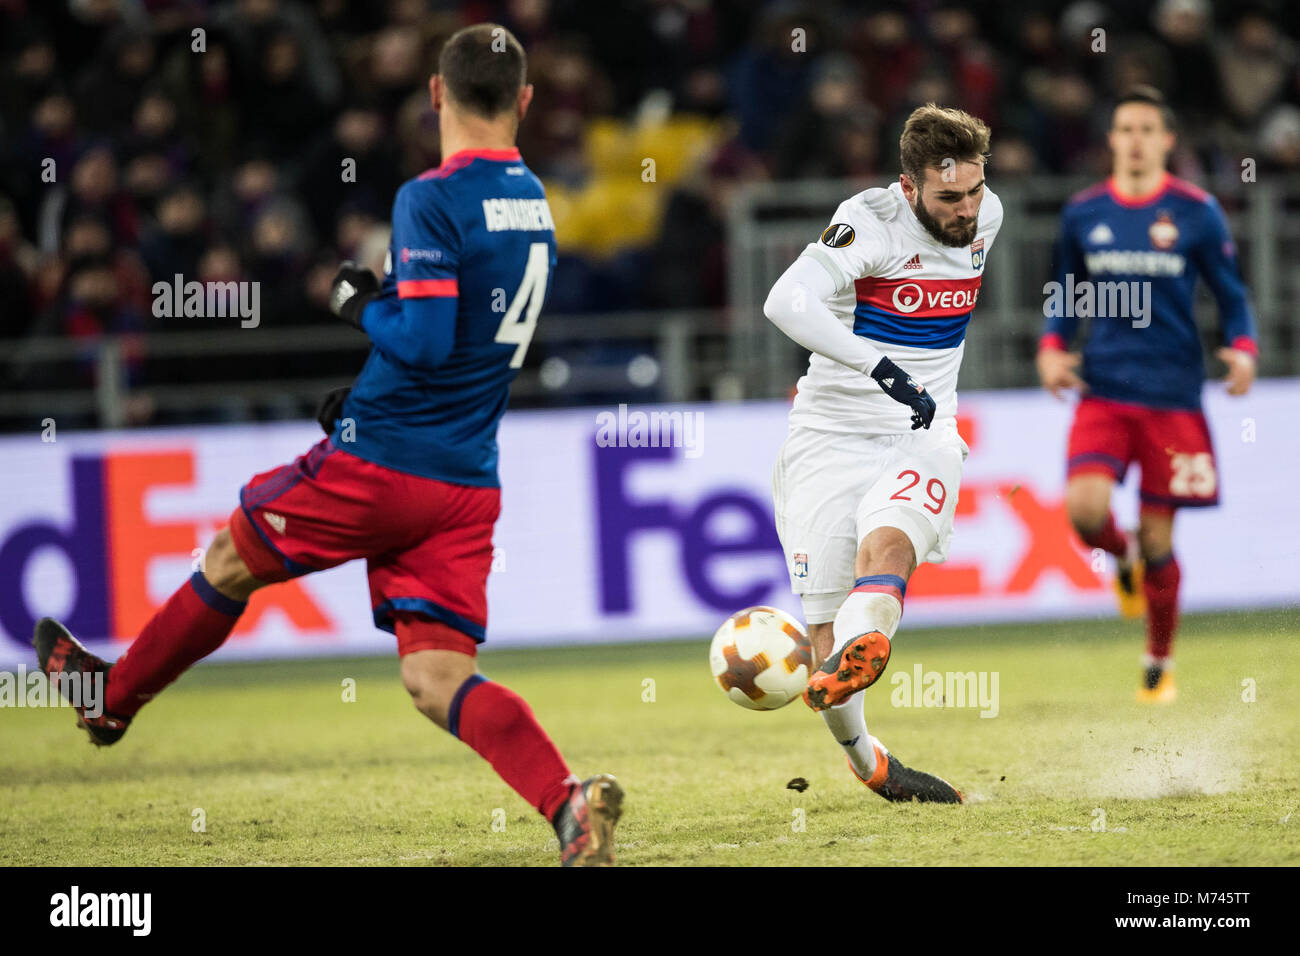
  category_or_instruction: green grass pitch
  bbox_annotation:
[2,608,1297,866]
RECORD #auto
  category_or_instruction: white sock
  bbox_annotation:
[821,693,880,778]
[830,588,903,653]
[823,587,904,778]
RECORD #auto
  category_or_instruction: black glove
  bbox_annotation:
[870,356,936,430]
[316,386,350,435]
[328,261,379,330]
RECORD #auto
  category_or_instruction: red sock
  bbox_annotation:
[105,572,246,717]
[1078,511,1128,557]
[450,675,577,822]
[1144,554,1180,661]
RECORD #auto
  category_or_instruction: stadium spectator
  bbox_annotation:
[1151,0,1223,125]
[139,184,209,284]
[770,55,882,181]
[1216,9,1297,129]
[295,105,403,237]
[0,196,38,340]
[648,137,762,310]
[726,6,820,154]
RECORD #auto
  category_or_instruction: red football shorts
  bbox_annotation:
[1066,396,1219,510]
[228,438,500,656]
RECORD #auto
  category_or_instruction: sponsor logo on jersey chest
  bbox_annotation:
[855,275,983,316]
[1083,250,1185,276]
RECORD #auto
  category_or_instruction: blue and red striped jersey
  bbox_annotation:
[334,148,557,486]
[1043,172,1257,410]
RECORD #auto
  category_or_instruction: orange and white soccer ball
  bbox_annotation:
[708,605,813,710]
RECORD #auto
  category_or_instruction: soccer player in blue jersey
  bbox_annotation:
[1037,86,1258,702]
[33,24,623,866]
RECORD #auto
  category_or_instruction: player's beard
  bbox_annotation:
[912,193,979,248]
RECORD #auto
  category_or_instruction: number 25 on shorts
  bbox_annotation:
[1169,452,1216,498]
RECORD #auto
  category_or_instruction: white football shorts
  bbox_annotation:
[771,416,968,623]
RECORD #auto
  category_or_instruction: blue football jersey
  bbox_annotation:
[333,148,557,486]
[1044,173,1257,410]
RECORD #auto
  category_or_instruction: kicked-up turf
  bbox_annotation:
[1,608,1297,866]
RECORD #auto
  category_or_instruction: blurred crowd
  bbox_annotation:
[1,0,1298,353]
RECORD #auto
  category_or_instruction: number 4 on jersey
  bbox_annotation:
[495,241,549,368]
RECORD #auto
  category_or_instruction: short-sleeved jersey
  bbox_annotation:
[1044,173,1257,410]
[333,148,557,487]
[794,181,1003,434]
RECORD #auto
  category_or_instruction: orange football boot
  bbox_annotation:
[1136,662,1177,703]
[847,740,963,804]
[1115,532,1147,619]
[803,630,892,711]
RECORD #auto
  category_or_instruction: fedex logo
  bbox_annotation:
[591,417,1104,615]
[856,276,982,316]
[594,442,784,612]
[0,450,333,651]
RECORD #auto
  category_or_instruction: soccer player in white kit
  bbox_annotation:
[764,105,1002,803]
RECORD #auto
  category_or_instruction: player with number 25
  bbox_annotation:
[1037,87,1259,703]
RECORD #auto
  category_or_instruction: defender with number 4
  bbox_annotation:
[32,23,622,868]
[763,104,1003,804]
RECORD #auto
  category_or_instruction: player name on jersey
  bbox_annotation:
[482,197,556,232]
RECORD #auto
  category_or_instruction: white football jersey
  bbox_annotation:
[791,181,1003,434]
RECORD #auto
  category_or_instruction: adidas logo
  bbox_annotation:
[903,253,922,269]
[882,377,895,388]
[264,512,287,534]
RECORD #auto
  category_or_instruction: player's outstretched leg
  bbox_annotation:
[398,617,622,866]
[105,529,255,727]
[847,736,963,804]
[804,575,902,711]
[32,528,255,746]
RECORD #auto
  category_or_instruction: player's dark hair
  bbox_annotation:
[438,24,526,119]
[899,103,991,188]
[1112,85,1177,132]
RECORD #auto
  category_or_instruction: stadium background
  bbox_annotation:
[1,0,1297,666]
